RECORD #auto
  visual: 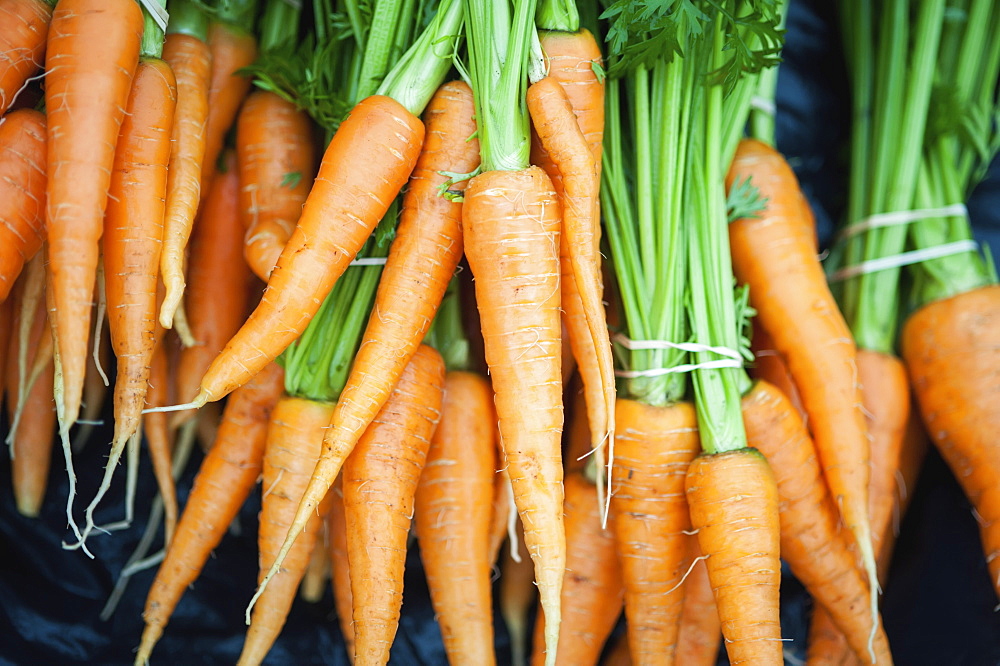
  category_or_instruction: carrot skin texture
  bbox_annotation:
[0,108,46,302]
[174,152,250,429]
[611,399,700,664]
[200,21,256,195]
[463,165,566,665]
[104,58,177,458]
[414,370,497,665]
[237,90,316,281]
[327,484,355,661]
[749,321,806,423]
[530,473,623,666]
[44,0,142,426]
[741,380,893,665]
[137,362,284,664]
[0,0,51,116]
[675,537,721,666]
[346,345,445,666]
[144,322,180,545]
[901,284,1000,600]
[686,448,783,666]
[238,395,335,666]
[197,95,424,403]
[727,138,875,588]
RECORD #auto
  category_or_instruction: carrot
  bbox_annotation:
[173,151,250,430]
[200,17,257,196]
[749,321,806,423]
[299,517,331,603]
[685,448,782,665]
[500,521,536,666]
[741,379,893,664]
[236,90,317,281]
[159,0,213,331]
[727,137,878,604]
[527,74,614,509]
[0,108,47,303]
[0,0,52,116]
[44,0,142,430]
[414,370,497,665]
[144,322,180,546]
[102,54,177,512]
[675,536,721,666]
[342,344,445,665]
[136,361,283,664]
[901,284,1000,600]
[488,451,513,566]
[610,399,700,663]
[603,632,631,666]
[0,298,11,405]
[327,481,355,660]
[530,471,623,666]
[237,395,334,666]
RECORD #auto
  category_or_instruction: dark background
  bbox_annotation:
[2,0,1000,664]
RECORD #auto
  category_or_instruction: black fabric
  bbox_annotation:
[2,0,1000,664]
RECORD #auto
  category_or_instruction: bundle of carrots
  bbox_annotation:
[1,0,1000,663]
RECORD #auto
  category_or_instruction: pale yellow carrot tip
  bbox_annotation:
[141,395,207,415]
[134,624,162,666]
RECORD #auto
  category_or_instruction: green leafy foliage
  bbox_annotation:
[726,175,767,222]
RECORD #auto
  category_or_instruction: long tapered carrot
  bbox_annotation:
[727,137,877,604]
[238,395,335,666]
[102,55,177,500]
[173,152,250,430]
[686,448,783,666]
[741,379,893,664]
[200,19,256,196]
[530,472,623,666]
[343,345,445,665]
[237,90,317,281]
[44,0,143,430]
[527,75,614,508]
[414,370,497,665]
[749,321,806,423]
[610,399,700,664]
[326,482,355,661]
[0,0,52,116]
[191,94,424,404]
[675,536,721,666]
[136,361,283,664]
[159,3,213,331]
[901,284,1000,600]
[0,108,47,303]
[141,318,180,546]
[501,526,536,666]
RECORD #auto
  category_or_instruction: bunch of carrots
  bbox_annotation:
[1,0,999,663]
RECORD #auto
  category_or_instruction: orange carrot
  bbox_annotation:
[0,298,11,405]
[142,317,181,547]
[173,152,250,430]
[610,399,700,663]
[603,632,632,666]
[0,0,52,116]
[749,321,806,423]
[527,75,614,506]
[0,108,46,303]
[326,481,355,660]
[675,537,721,666]
[44,0,142,429]
[344,344,445,665]
[414,370,497,665]
[236,90,316,281]
[901,284,1000,599]
[741,380,893,664]
[299,515,331,604]
[686,447,783,666]
[488,452,513,566]
[102,56,177,503]
[200,19,257,195]
[530,472,623,666]
[727,138,877,604]
[159,11,213,331]
[136,361,284,664]
[192,94,424,404]
[238,394,336,666]
[500,521,536,666]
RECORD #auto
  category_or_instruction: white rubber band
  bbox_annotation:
[839,203,968,240]
[750,96,777,117]
[137,0,169,33]
[612,333,742,360]
[615,358,744,378]
[349,257,389,266]
[829,239,980,282]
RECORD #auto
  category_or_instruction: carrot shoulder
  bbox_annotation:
[0,108,47,303]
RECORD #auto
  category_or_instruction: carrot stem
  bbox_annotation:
[535,0,578,32]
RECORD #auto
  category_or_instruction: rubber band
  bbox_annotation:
[137,0,169,33]
[349,257,389,266]
[614,358,744,378]
[829,239,979,282]
[612,333,742,360]
[839,203,967,240]
[750,95,776,117]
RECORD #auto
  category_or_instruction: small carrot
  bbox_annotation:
[675,536,721,666]
[500,521,536,666]
[159,0,213,331]
[530,471,623,666]
[749,321,806,423]
[237,90,317,281]
[326,481,355,660]
[135,362,284,664]
[0,108,47,303]
[0,0,53,116]
[610,399,700,663]
[344,344,445,665]
[143,321,179,544]
[414,370,497,665]
[299,516,331,603]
